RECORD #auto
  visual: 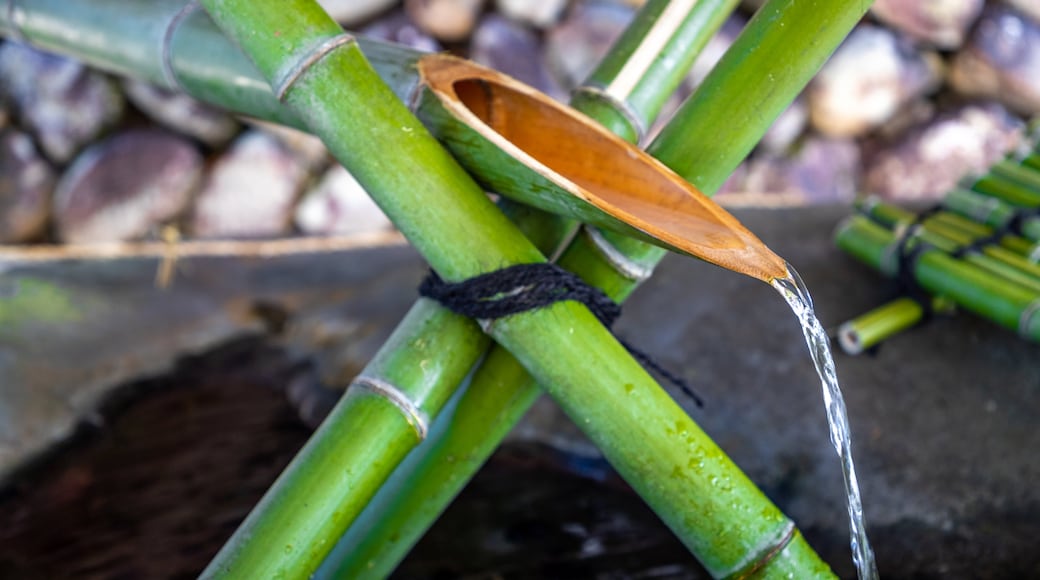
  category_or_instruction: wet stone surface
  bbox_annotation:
[0,207,1036,578]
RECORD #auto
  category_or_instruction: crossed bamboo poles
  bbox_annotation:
[2,0,872,577]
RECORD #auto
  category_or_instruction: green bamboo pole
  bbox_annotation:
[837,298,927,355]
[328,1,871,577]
[964,172,1040,208]
[991,159,1040,193]
[835,216,1040,340]
[190,1,841,578]
[1023,153,1040,171]
[944,188,1040,242]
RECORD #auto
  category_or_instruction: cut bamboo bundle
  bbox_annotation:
[835,216,1040,341]
[944,188,1040,243]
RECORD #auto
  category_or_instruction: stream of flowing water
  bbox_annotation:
[772,265,879,580]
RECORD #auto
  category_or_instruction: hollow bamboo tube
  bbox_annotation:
[838,298,926,355]
[944,188,1040,242]
[964,172,1040,208]
[835,216,1040,340]
[191,0,834,578]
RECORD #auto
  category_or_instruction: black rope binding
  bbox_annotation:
[419,263,704,408]
[892,205,944,319]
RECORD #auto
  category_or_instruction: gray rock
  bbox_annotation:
[1004,0,1040,24]
[294,164,393,235]
[870,0,984,49]
[405,0,485,42]
[545,2,635,89]
[0,43,124,163]
[248,121,330,172]
[808,25,943,138]
[53,130,201,243]
[471,15,566,100]
[190,131,308,238]
[759,96,809,154]
[496,0,569,28]
[950,6,1040,116]
[864,103,1024,200]
[744,136,861,203]
[0,101,7,130]
[0,130,54,243]
[362,9,442,53]
[122,80,240,147]
[317,0,398,25]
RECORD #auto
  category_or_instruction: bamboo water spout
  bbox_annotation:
[415,54,789,282]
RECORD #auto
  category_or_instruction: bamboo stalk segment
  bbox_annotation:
[944,188,1040,242]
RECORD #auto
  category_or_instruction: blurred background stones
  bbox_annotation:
[0,0,1037,247]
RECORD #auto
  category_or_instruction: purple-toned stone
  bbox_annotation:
[317,0,398,25]
[545,2,635,89]
[362,9,442,53]
[863,103,1024,201]
[123,80,240,147]
[0,130,54,243]
[870,0,985,49]
[53,130,202,243]
[294,164,392,235]
[0,43,124,163]
[950,6,1040,116]
[190,132,308,239]
[405,0,484,42]
[496,0,569,28]
[744,136,861,203]
[808,25,943,138]
[471,15,566,100]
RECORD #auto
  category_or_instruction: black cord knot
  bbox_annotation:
[419,263,704,407]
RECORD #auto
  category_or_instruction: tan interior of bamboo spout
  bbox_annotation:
[418,54,788,283]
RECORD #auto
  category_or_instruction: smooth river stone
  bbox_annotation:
[53,130,202,243]
[0,130,54,243]
[1004,0,1040,23]
[809,25,943,138]
[744,136,861,203]
[863,103,1024,201]
[405,0,486,42]
[544,2,635,89]
[294,164,392,236]
[471,15,566,100]
[122,80,240,148]
[870,0,985,49]
[362,9,442,53]
[190,131,308,239]
[0,43,124,163]
[317,0,397,25]
[950,6,1040,116]
[495,0,569,28]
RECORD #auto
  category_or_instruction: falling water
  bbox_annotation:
[772,264,879,580]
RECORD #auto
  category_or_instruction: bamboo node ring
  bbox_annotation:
[571,85,647,143]
[273,33,356,101]
[349,375,429,441]
[4,0,26,44]
[1019,299,1040,338]
[583,226,655,281]
[161,1,199,90]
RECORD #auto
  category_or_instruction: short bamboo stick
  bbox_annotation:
[964,172,1040,208]
[838,298,927,355]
